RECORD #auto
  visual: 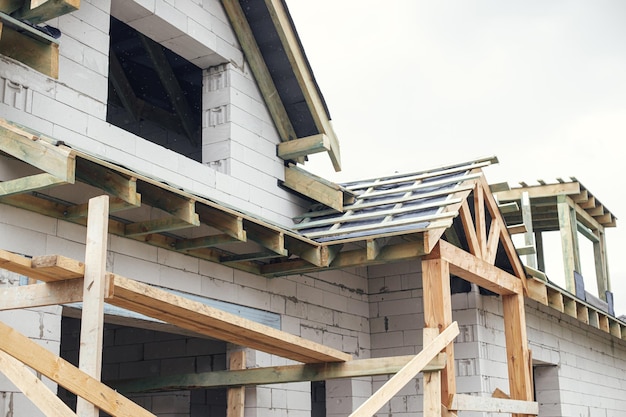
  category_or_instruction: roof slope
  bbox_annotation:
[294,157,498,243]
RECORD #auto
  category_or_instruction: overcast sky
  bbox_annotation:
[285,1,626,315]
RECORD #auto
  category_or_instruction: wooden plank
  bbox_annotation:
[14,0,80,24]
[221,0,297,142]
[277,134,330,160]
[422,250,455,407]
[31,255,85,280]
[0,119,74,180]
[437,241,521,295]
[284,235,328,267]
[507,224,527,235]
[348,322,459,417]
[484,217,501,264]
[0,321,157,417]
[113,354,446,393]
[423,327,442,417]
[0,172,67,197]
[76,195,109,417]
[0,249,80,283]
[227,351,245,417]
[502,293,534,416]
[610,320,622,338]
[0,350,79,417]
[108,275,351,364]
[598,314,610,333]
[0,279,88,310]
[283,164,345,212]
[450,394,537,414]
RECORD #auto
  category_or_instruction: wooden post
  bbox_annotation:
[423,327,441,417]
[76,195,109,417]
[422,244,455,408]
[521,192,537,269]
[557,195,576,293]
[227,350,246,417]
[502,292,533,417]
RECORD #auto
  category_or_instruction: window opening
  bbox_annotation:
[107,17,202,161]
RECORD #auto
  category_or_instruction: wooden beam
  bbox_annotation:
[277,134,330,160]
[75,158,140,207]
[0,172,67,197]
[243,220,287,256]
[0,20,59,78]
[227,350,245,417]
[502,293,534,415]
[459,200,481,257]
[557,195,578,293]
[14,0,80,24]
[449,394,537,414]
[437,240,522,295]
[494,182,580,201]
[0,119,74,181]
[0,350,79,417]
[221,0,297,142]
[0,0,22,14]
[136,182,200,226]
[76,195,109,417]
[0,321,158,417]
[138,33,199,146]
[283,164,345,212]
[107,275,352,364]
[423,328,442,417]
[284,234,328,267]
[264,0,342,171]
[196,204,246,241]
[113,354,447,393]
[0,278,88,310]
[175,234,242,250]
[348,322,459,417]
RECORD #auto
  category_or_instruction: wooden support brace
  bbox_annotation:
[348,322,459,417]
[423,327,441,417]
[0,321,157,417]
[0,350,79,417]
[449,394,538,414]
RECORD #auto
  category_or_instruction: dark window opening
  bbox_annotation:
[311,380,326,417]
[107,17,202,162]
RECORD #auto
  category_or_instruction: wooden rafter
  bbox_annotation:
[282,164,352,212]
[221,0,297,142]
[348,322,459,417]
[264,0,341,171]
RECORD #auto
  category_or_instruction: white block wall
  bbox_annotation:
[0,0,311,228]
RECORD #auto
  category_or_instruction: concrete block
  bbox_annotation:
[305,304,333,325]
[103,344,144,363]
[371,331,404,349]
[58,56,108,102]
[0,204,57,235]
[378,298,420,316]
[44,235,86,261]
[151,391,190,414]
[73,0,110,32]
[157,248,199,274]
[58,14,109,52]
[113,254,161,285]
[159,265,201,294]
[33,92,88,134]
[110,235,158,262]
[234,285,270,311]
[161,356,196,376]
[285,389,311,411]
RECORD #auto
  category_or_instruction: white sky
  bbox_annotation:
[285,1,626,315]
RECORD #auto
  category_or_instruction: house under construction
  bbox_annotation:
[0,1,624,416]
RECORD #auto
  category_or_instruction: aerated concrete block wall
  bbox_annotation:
[0,0,309,227]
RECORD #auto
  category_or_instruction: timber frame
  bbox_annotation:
[1,122,543,415]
